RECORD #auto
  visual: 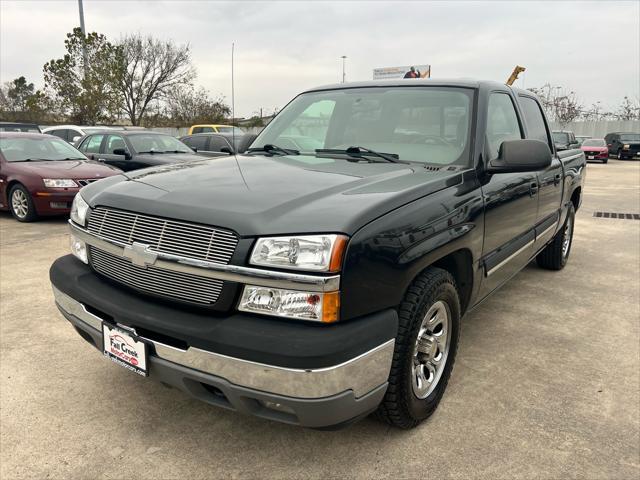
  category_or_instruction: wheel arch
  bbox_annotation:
[570,186,582,211]
[424,248,474,315]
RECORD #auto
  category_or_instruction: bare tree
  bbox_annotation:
[118,34,196,126]
[615,96,640,121]
[159,85,229,127]
[528,84,584,126]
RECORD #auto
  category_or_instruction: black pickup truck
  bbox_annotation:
[50,79,586,429]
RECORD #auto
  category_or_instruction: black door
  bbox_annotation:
[518,95,563,244]
[479,91,539,297]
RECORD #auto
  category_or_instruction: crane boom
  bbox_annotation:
[506,65,526,86]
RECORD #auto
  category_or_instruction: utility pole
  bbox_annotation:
[78,0,89,80]
[341,55,347,83]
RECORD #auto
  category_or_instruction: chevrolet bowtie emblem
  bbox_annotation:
[123,242,158,268]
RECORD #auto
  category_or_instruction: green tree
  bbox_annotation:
[0,76,50,122]
[43,28,123,124]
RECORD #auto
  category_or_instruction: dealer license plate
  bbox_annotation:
[102,324,148,376]
[588,155,594,160]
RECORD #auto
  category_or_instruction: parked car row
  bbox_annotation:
[0,132,120,221]
[552,130,640,162]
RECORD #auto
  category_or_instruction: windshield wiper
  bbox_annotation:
[163,150,191,154]
[247,144,299,156]
[316,146,407,164]
[138,150,163,154]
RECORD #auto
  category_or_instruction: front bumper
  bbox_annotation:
[33,190,78,215]
[50,257,398,427]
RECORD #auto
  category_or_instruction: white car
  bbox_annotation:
[42,125,114,145]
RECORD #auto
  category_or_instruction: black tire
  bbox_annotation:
[375,268,461,429]
[603,159,608,164]
[617,149,623,160]
[8,184,38,222]
[536,203,575,270]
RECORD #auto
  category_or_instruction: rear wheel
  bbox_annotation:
[9,184,38,222]
[536,203,575,270]
[375,268,460,429]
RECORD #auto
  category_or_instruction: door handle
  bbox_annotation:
[97,158,106,162]
[554,174,561,185]
[529,182,539,196]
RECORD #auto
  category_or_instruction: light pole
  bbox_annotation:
[78,0,88,79]
[341,55,347,83]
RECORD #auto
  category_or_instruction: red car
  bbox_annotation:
[580,138,609,164]
[0,132,122,221]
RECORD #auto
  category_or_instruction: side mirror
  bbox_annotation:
[72,136,82,144]
[192,147,198,152]
[220,146,234,155]
[488,139,552,173]
[113,148,131,160]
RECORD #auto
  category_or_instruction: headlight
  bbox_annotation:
[70,193,89,226]
[70,233,88,264]
[623,144,630,149]
[43,178,78,188]
[250,234,348,272]
[238,286,339,322]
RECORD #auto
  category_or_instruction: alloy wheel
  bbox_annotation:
[11,189,29,219]
[562,214,574,259]
[412,300,451,399]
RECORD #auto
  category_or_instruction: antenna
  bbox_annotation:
[230,42,249,190]
[231,42,235,149]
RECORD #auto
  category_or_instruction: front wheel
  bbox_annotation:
[375,268,460,429]
[536,203,575,270]
[9,184,38,222]
[617,149,623,160]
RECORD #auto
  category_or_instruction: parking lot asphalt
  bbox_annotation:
[1,160,639,480]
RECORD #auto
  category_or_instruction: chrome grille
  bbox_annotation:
[87,207,238,264]
[89,246,223,304]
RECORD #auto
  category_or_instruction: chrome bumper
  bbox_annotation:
[53,286,394,399]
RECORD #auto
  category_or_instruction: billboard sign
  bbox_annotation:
[373,65,431,80]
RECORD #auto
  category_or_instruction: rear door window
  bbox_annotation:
[48,129,68,141]
[518,96,552,149]
[82,134,105,154]
[182,136,208,151]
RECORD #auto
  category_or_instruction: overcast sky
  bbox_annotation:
[1,0,638,117]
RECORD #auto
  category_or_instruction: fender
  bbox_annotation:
[340,170,484,320]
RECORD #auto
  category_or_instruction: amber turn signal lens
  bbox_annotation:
[322,291,340,323]
[329,235,349,272]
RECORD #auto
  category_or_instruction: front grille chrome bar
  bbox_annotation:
[70,220,340,293]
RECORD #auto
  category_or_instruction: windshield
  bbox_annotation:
[582,139,606,147]
[128,134,193,153]
[619,134,640,142]
[0,136,86,161]
[216,126,245,135]
[552,132,569,144]
[252,87,474,165]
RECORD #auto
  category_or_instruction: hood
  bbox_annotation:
[14,159,121,179]
[82,154,463,237]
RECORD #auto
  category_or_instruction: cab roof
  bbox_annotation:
[303,78,513,94]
